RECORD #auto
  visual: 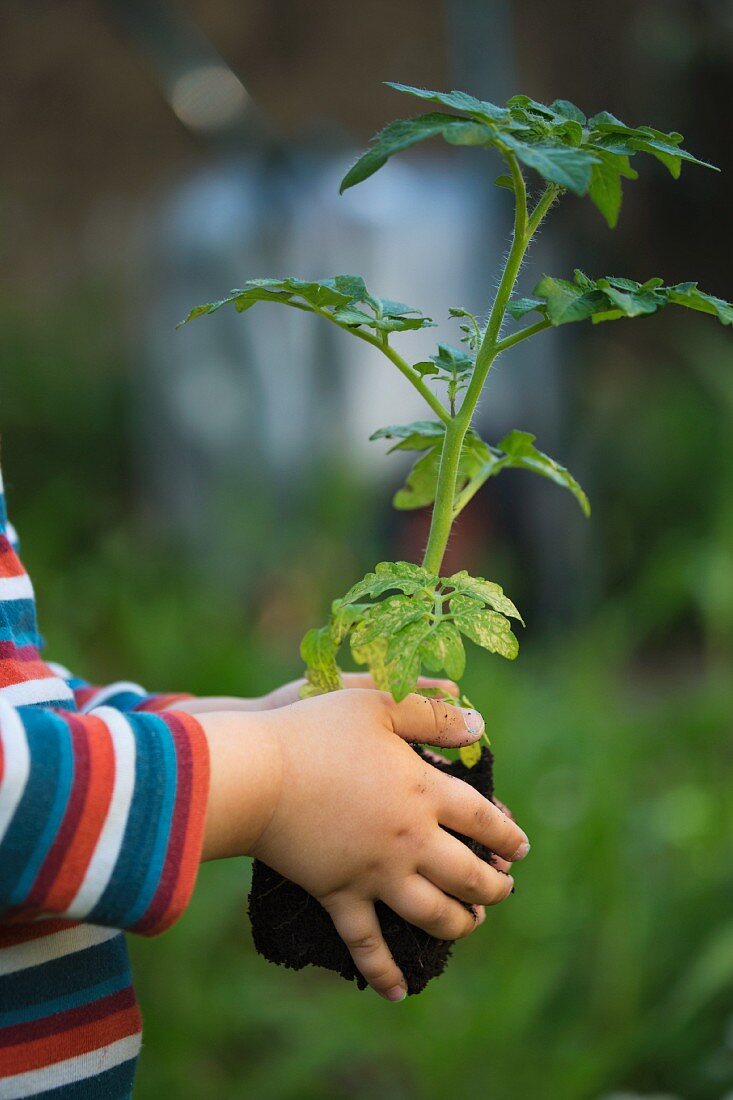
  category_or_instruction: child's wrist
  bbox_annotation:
[197,711,283,862]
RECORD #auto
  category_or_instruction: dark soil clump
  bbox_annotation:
[248,746,495,995]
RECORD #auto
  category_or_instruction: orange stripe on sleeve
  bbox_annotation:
[0,1006,142,1076]
[151,711,210,933]
[40,715,116,913]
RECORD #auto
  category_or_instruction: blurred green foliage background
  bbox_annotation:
[2,2,732,1097]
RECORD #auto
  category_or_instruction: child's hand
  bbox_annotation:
[261,672,459,709]
[200,691,529,1001]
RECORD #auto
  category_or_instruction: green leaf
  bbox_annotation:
[533,271,732,330]
[551,99,587,125]
[352,593,432,646]
[369,420,446,450]
[393,448,443,510]
[667,283,733,327]
[333,306,375,327]
[180,274,434,338]
[596,277,665,317]
[498,430,591,517]
[340,112,494,192]
[444,570,524,623]
[587,114,718,177]
[340,561,438,605]
[375,425,494,511]
[428,343,474,374]
[588,150,638,229]
[300,626,342,694]
[419,621,466,680]
[506,94,557,119]
[385,619,435,701]
[338,84,717,219]
[507,296,546,321]
[385,82,511,125]
[629,130,717,179]
[459,741,483,768]
[450,595,519,660]
[350,635,390,691]
[330,599,370,645]
[533,275,606,324]
[500,133,598,195]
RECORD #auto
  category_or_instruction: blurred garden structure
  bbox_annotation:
[2,1,733,1097]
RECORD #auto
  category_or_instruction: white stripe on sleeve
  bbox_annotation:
[0,1033,142,1098]
[0,677,75,707]
[0,924,120,976]
[0,574,34,602]
[0,699,31,846]
[62,708,137,920]
[76,681,147,711]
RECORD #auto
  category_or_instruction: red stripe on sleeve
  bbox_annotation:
[131,712,209,935]
[0,537,27,577]
[0,1005,142,1075]
[32,714,116,914]
[133,693,195,713]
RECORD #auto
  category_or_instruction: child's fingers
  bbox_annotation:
[385,692,484,748]
[324,897,407,1002]
[340,673,386,691]
[340,673,459,698]
[437,777,530,863]
[416,676,460,697]
[417,832,514,905]
[381,876,480,941]
[421,747,451,766]
[492,796,515,821]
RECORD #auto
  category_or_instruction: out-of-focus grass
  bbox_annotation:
[3,296,733,1098]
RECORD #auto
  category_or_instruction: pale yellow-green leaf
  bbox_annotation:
[459,742,482,768]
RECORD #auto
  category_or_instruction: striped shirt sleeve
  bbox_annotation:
[45,663,194,715]
[0,697,209,936]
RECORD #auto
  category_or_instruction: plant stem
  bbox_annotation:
[494,318,552,354]
[369,334,451,424]
[526,182,561,239]
[422,418,466,574]
[451,464,500,518]
[421,155,528,573]
[315,315,450,425]
[460,154,528,415]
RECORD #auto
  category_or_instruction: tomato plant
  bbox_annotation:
[182,83,731,768]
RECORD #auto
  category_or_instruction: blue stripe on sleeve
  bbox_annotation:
[86,713,170,929]
[0,934,131,1006]
[0,710,61,908]
[10,712,74,904]
[119,716,178,926]
[29,1059,137,1100]
[0,970,132,1027]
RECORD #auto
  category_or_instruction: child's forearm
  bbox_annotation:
[195,711,282,861]
[175,696,267,715]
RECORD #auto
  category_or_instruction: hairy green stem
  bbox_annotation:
[420,171,560,574]
[422,418,467,573]
[494,318,552,354]
[452,465,498,519]
[526,183,561,238]
[422,156,528,573]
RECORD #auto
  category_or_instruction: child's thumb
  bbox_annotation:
[386,693,484,749]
